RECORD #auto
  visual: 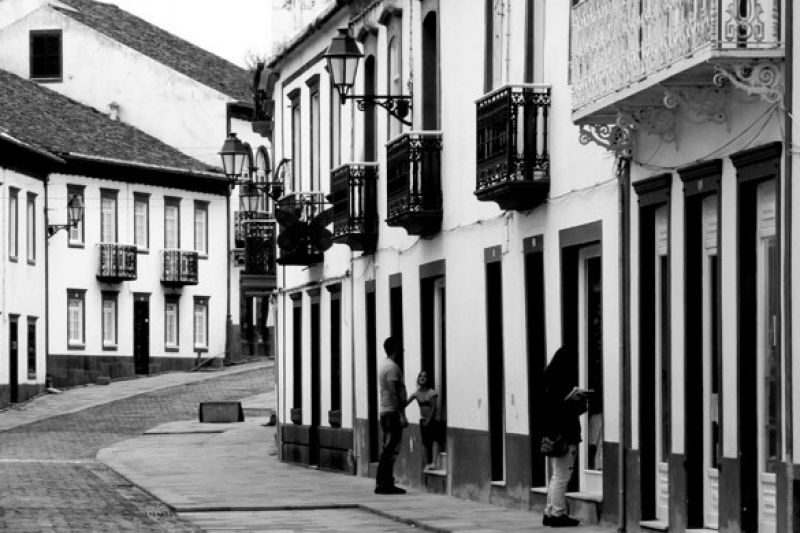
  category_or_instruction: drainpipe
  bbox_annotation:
[43,175,49,389]
[350,250,357,472]
[617,154,631,532]
[782,0,793,526]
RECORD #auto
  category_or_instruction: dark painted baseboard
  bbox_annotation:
[0,383,46,409]
[47,354,212,388]
[448,426,491,502]
[318,426,354,474]
[603,441,619,525]
[624,447,641,528]
[668,453,687,532]
[719,455,742,533]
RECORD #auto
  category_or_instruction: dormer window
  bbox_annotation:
[30,30,62,81]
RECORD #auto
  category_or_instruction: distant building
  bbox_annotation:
[0,0,276,360]
[0,67,229,393]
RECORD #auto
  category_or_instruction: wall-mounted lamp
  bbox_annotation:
[325,28,412,126]
[218,133,286,212]
[47,195,84,238]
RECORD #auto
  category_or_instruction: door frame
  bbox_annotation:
[9,315,19,403]
[133,293,150,375]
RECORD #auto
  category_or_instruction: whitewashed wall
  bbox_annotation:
[0,6,236,167]
[47,174,228,360]
[0,167,47,388]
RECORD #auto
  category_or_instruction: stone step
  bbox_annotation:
[530,488,603,525]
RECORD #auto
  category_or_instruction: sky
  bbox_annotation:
[109,0,273,68]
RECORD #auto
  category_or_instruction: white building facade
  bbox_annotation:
[268,0,622,523]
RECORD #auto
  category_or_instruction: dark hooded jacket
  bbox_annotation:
[542,347,586,444]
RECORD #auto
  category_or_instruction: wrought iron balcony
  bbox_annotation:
[571,0,784,122]
[161,249,199,286]
[475,84,550,211]
[96,243,137,282]
[385,131,442,237]
[331,163,378,252]
[243,217,277,276]
[275,191,332,266]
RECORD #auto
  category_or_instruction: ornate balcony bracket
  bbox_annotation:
[663,86,728,125]
[617,106,676,145]
[354,95,412,126]
[713,62,784,105]
[578,123,634,156]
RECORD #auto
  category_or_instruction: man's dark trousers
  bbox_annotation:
[376,412,403,489]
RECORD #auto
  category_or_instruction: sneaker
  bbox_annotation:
[547,514,580,527]
[543,514,552,526]
[374,485,406,495]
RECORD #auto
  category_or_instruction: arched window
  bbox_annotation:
[364,54,377,161]
[387,35,402,139]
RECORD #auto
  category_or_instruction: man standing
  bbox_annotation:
[375,336,408,494]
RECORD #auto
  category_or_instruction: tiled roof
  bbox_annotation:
[0,68,216,173]
[52,0,252,101]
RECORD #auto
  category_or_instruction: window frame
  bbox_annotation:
[8,187,18,261]
[67,185,85,247]
[193,296,210,352]
[194,200,209,257]
[100,188,118,244]
[101,291,118,350]
[133,193,150,252]
[306,75,321,192]
[164,197,181,249]
[289,88,302,193]
[67,289,86,349]
[26,192,36,265]
[164,295,180,351]
[29,29,63,82]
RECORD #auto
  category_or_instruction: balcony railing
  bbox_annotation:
[161,249,199,286]
[475,84,550,211]
[275,191,332,266]
[96,243,137,282]
[243,218,277,275]
[386,131,442,237]
[331,163,378,252]
[571,0,784,118]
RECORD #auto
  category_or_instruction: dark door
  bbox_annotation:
[310,300,321,465]
[9,318,18,403]
[366,288,379,462]
[133,299,150,375]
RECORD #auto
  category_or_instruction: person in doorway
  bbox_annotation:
[375,336,408,494]
[542,346,590,528]
[406,370,441,470]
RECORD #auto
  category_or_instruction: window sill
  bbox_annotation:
[27,373,36,381]
[197,254,208,260]
[165,346,179,353]
[67,343,85,350]
[193,346,208,353]
[9,256,17,263]
[490,480,506,488]
[68,242,85,249]
[27,259,36,266]
[31,76,63,83]
[102,344,118,351]
[136,248,150,255]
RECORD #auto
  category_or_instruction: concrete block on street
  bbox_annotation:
[199,401,244,423]
[96,376,111,385]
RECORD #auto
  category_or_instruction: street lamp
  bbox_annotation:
[219,132,248,180]
[325,27,412,126]
[47,195,84,238]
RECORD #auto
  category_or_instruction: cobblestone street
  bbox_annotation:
[0,365,269,532]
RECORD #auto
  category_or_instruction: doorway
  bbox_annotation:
[366,285,379,463]
[485,257,505,482]
[421,273,447,469]
[243,293,270,356]
[578,245,603,494]
[310,294,321,466]
[9,316,18,403]
[133,296,149,375]
[525,241,547,487]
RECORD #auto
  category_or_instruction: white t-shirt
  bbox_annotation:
[379,357,405,414]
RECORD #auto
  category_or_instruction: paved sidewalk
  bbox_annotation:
[0,360,271,432]
[98,392,615,532]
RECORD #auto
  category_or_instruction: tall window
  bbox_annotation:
[194,202,208,255]
[100,190,117,243]
[26,193,35,264]
[329,82,341,168]
[193,297,209,350]
[165,297,179,349]
[422,10,440,130]
[134,194,149,250]
[309,81,321,191]
[289,89,301,193]
[30,30,62,80]
[164,199,180,249]
[387,31,402,138]
[68,186,84,245]
[485,0,506,91]
[8,188,18,260]
[67,289,85,347]
[27,317,37,379]
[255,147,270,213]
[102,292,117,348]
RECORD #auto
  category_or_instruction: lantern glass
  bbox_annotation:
[219,133,248,178]
[67,195,84,227]
[240,182,261,213]
[325,28,363,100]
